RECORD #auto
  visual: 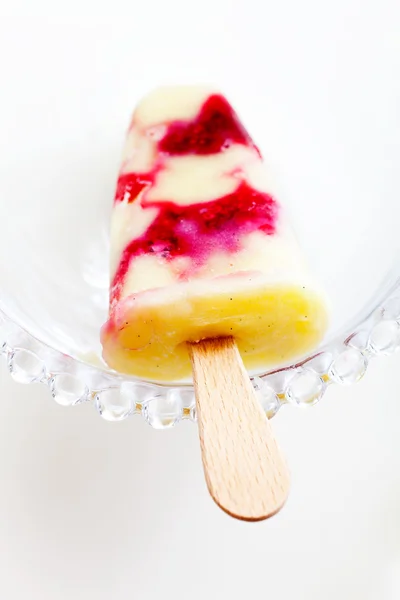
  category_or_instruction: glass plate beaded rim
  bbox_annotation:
[0,268,399,428]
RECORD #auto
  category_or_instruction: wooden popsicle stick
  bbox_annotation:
[188,337,290,521]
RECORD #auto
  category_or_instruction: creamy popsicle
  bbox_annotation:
[101,86,328,381]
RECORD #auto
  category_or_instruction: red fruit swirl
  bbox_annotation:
[111,182,278,302]
[111,93,275,303]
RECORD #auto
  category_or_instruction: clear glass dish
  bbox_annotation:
[0,15,399,428]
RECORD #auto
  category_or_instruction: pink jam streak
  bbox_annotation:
[114,172,154,203]
[111,94,278,303]
[111,183,278,302]
[158,94,254,155]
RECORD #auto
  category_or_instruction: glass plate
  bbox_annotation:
[0,13,399,427]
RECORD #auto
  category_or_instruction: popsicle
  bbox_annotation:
[101,85,328,382]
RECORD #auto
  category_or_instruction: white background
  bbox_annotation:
[1,357,400,599]
[0,2,400,599]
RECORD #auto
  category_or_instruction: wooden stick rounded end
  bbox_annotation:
[188,337,290,522]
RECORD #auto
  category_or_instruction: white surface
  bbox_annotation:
[0,3,399,599]
[1,359,400,599]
